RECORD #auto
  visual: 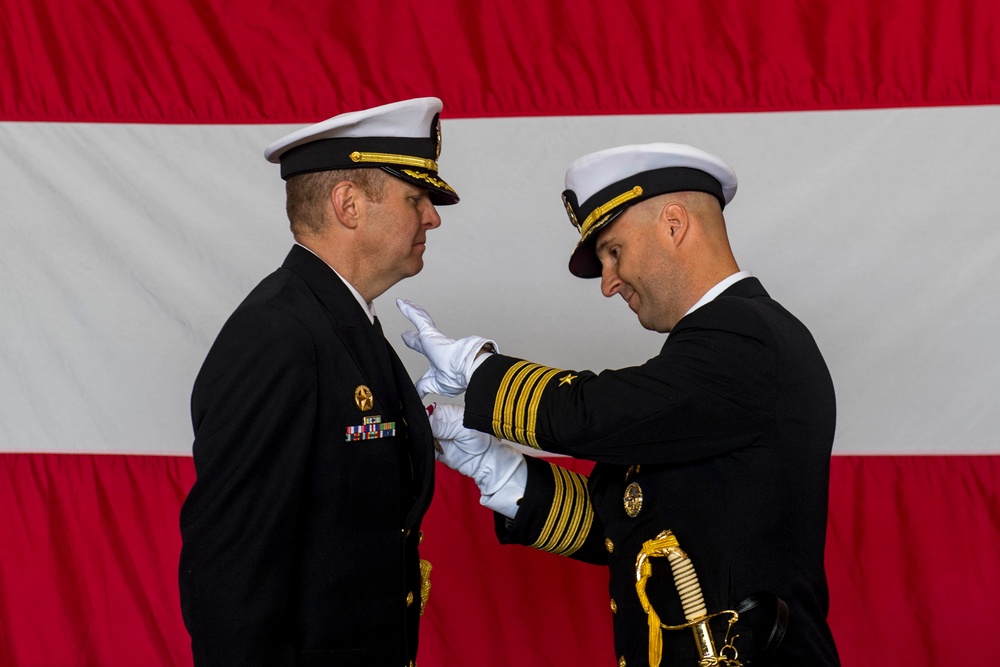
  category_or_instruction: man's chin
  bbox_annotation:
[635,310,671,334]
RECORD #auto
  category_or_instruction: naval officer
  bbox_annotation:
[399,143,840,666]
[180,97,461,667]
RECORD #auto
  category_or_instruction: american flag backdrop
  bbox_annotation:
[2,1,999,665]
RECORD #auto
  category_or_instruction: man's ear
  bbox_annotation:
[330,180,363,229]
[660,201,689,245]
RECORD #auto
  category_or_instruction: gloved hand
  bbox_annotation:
[397,299,497,398]
[428,403,523,496]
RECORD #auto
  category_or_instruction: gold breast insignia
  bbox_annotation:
[354,385,374,411]
[624,482,643,518]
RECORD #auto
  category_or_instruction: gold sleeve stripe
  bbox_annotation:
[503,363,539,438]
[539,467,576,553]
[525,368,561,448]
[531,464,594,558]
[493,361,533,438]
[553,470,594,557]
[491,361,564,448]
[531,463,566,551]
[511,365,556,446]
[511,365,547,434]
[565,493,596,556]
[551,468,586,555]
[494,361,533,431]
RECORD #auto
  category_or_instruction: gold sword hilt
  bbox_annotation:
[636,530,741,667]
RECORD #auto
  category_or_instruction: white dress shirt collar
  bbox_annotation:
[684,270,754,317]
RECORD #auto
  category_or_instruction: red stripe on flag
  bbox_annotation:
[0,454,194,667]
[825,455,1000,666]
[2,453,998,666]
[3,0,999,123]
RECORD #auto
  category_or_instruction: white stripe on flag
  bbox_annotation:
[2,105,999,454]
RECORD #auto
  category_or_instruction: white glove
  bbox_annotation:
[397,299,497,398]
[428,403,524,498]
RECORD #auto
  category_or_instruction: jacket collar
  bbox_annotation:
[281,245,372,330]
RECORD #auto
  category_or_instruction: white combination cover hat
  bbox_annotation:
[264,97,458,205]
[562,142,737,277]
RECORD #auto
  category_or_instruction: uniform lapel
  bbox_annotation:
[388,344,435,528]
[370,316,402,408]
[283,246,433,523]
[281,246,393,403]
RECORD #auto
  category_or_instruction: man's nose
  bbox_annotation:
[601,266,621,298]
[423,204,442,229]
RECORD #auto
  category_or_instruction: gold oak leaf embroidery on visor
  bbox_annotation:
[579,186,643,240]
[401,169,456,192]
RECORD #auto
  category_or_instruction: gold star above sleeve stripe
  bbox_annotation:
[558,373,578,386]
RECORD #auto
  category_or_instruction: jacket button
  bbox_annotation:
[605,537,614,553]
[406,591,415,607]
[610,598,617,614]
[618,657,626,666]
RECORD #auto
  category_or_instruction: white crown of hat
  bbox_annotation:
[565,142,738,206]
[264,97,443,163]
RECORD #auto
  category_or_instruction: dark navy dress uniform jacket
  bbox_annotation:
[180,245,434,667]
[464,277,840,667]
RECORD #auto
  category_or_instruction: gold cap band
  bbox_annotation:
[350,150,437,172]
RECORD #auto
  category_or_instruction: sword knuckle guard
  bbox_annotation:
[635,530,743,667]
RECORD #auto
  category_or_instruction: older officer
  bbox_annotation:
[398,143,840,667]
[180,98,461,667]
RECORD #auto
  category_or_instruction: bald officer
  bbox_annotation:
[179,98,460,667]
[399,143,840,667]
